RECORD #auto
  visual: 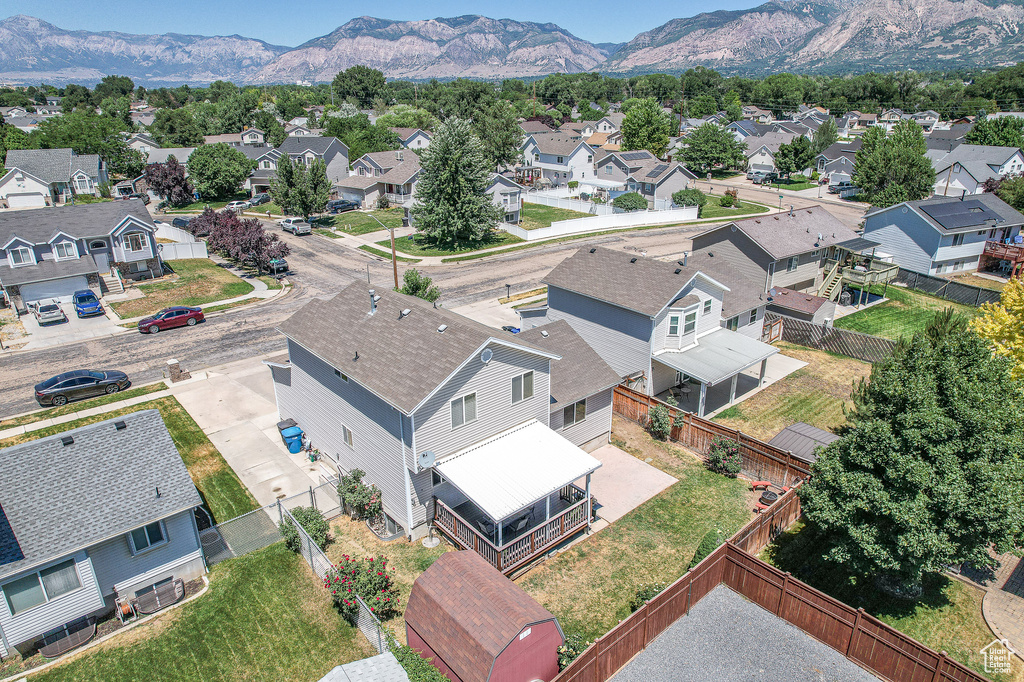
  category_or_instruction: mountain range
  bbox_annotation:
[1,0,1022,86]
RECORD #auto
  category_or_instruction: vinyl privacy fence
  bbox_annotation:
[158,241,209,260]
[523,194,614,215]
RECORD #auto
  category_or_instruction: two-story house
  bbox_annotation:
[486,174,525,225]
[520,133,595,187]
[877,109,905,132]
[744,133,799,175]
[266,284,605,575]
[930,145,1024,197]
[742,106,774,124]
[0,411,205,658]
[389,128,432,150]
[863,193,1024,276]
[335,150,421,208]
[0,200,160,312]
[518,247,778,417]
[277,136,350,185]
[202,128,266,147]
[814,140,861,185]
[593,114,625,134]
[1,149,107,209]
[593,151,697,207]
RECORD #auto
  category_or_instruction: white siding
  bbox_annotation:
[734,306,766,339]
[863,209,941,274]
[651,359,682,396]
[550,388,613,449]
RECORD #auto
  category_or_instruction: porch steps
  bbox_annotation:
[101,273,123,295]
[817,262,842,302]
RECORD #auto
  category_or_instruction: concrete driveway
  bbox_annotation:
[21,306,125,350]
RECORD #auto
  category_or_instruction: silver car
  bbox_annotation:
[279,217,312,235]
[32,300,68,325]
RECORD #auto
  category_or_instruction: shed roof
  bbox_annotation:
[406,551,562,682]
[767,287,831,315]
[318,653,410,682]
[768,422,839,463]
[517,320,621,405]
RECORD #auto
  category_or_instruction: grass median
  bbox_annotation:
[376,231,523,258]
[0,383,167,429]
[109,259,254,319]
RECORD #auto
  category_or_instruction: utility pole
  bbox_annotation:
[414,82,418,106]
[367,213,400,289]
[532,81,536,118]
[678,79,686,136]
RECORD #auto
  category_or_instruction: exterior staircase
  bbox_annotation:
[817,261,842,301]
[101,271,124,295]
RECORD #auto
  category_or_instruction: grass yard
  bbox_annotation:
[834,284,977,341]
[316,207,406,236]
[0,396,258,523]
[763,178,816,192]
[358,244,421,263]
[165,193,250,213]
[0,383,166,428]
[519,203,591,230]
[377,230,523,258]
[699,197,772,220]
[28,543,374,682]
[518,416,756,643]
[327,516,452,644]
[713,343,871,441]
[948,273,1007,292]
[109,259,254,319]
[761,521,1017,682]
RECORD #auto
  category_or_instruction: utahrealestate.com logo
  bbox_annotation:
[980,639,1015,674]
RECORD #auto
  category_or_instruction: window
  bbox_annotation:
[787,256,799,272]
[727,316,739,331]
[605,165,612,175]
[952,233,964,247]
[953,260,964,271]
[703,299,712,315]
[562,399,586,427]
[431,470,445,487]
[334,369,348,382]
[3,560,81,615]
[451,393,477,429]
[534,153,539,161]
[128,521,166,554]
[342,425,353,448]
[358,167,365,176]
[53,241,76,260]
[89,240,106,250]
[126,233,145,252]
[749,309,758,325]
[683,311,697,334]
[556,156,564,164]
[9,246,32,266]
[668,315,680,336]
[511,371,534,405]
[587,155,593,163]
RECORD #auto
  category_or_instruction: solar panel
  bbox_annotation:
[621,151,651,161]
[647,164,669,178]
[918,200,1002,230]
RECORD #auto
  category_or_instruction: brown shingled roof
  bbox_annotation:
[405,551,562,682]
[768,287,830,315]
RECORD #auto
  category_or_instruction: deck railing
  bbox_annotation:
[983,239,1024,262]
[433,485,589,575]
[824,258,899,288]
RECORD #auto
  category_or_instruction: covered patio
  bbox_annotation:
[432,420,601,576]
[653,328,779,417]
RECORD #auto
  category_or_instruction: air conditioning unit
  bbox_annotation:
[418,450,435,471]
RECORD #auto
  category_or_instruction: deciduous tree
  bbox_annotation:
[681,123,745,173]
[965,116,1024,148]
[852,121,935,207]
[399,269,440,302]
[971,277,1024,379]
[621,97,673,157]
[332,66,388,108]
[474,100,523,169]
[270,157,330,219]
[187,143,254,200]
[145,157,193,207]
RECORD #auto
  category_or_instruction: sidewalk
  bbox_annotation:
[0,387,172,440]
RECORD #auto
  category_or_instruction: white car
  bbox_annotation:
[225,201,250,212]
[278,217,312,235]
[31,300,68,325]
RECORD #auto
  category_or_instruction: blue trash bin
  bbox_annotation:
[281,426,304,454]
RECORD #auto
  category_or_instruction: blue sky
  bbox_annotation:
[3,0,763,46]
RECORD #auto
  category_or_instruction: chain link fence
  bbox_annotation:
[765,312,896,363]
[895,268,1001,307]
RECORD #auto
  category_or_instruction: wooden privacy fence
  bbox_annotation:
[613,385,812,488]
[553,484,989,682]
[765,312,896,363]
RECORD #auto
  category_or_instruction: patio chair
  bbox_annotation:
[476,519,495,537]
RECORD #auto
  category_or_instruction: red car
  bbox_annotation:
[138,306,205,333]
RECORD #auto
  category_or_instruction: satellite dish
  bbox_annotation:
[481,348,493,364]
[418,450,436,470]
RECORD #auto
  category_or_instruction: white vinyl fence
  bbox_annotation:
[154,223,197,243]
[158,241,208,260]
[523,193,614,215]
[503,206,699,241]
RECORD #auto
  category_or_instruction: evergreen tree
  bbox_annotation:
[811,117,839,155]
[475,100,523,169]
[270,157,330,219]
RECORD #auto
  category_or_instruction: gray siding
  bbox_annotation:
[549,388,613,448]
[653,301,700,353]
[651,358,682,396]
[545,286,653,382]
[691,278,726,334]
[654,169,692,201]
[0,552,105,647]
[770,251,824,292]
[734,305,766,339]
[863,209,940,273]
[88,510,203,598]
[691,228,774,292]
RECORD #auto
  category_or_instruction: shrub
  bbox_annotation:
[338,469,384,520]
[672,188,707,216]
[377,194,390,209]
[718,193,735,208]
[612,192,648,212]
[324,553,401,624]
[689,528,724,569]
[629,582,667,612]
[724,188,740,206]
[280,506,330,552]
[392,643,449,681]
[647,404,671,440]
[567,180,579,190]
[97,181,112,199]
[558,631,591,670]
[811,170,820,181]
[706,436,742,476]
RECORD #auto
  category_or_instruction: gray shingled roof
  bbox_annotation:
[358,150,421,184]
[278,135,348,156]
[70,154,101,179]
[870,193,1024,233]
[0,410,201,580]
[0,199,154,246]
[929,144,1021,181]
[541,247,719,318]
[4,148,73,184]
[817,139,861,161]
[743,132,798,157]
[527,132,588,157]
[278,284,557,414]
[145,148,197,165]
[711,206,861,260]
[768,422,839,463]
[318,653,410,682]
[0,254,99,287]
[684,253,768,318]
[517,320,621,406]
[519,120,553,133]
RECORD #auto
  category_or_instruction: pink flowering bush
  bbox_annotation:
[323,553,400,624]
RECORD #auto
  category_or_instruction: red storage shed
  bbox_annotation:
[405,551,564,682]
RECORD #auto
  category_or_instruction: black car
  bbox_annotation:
[123,192,150,205]
[171,217,191,229]
[34,370,131,407]
[328,199,359,214]
[250,193,271,206]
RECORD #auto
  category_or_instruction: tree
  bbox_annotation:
[852,121,935,207]
[811,117,839,155]
[270,157,330,219]
[345,124,401,162]
[775,136,814,177]
[332,66,388,108]
[688,93,718,118]
[253,109,287,147]
[145,157,193,206]
[994,175,1024,211]
[681,123,745,173]
[965,116,1024,148]
[971,277,1024,380]
[475,100,523,169]
[150,108,204,147]
[612,192,648,211]
[800,319,1024,594]
[374,104,437,131]
[279,506,330,552]
[621,98,672,157]
[93,75,135,102]
[186,143,253,200]
[672,187,707,216]
[399,269,440,302]
[206,211,289,274]
[30,110,142,178]
[411,118,503,244]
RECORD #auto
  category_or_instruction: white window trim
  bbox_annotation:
[562,398,587,428]
[683,311,697,335]
[126,520,168,555]
[668,314,680,336]
[787,256,799,272]
[52,240,78,261]
[125,233,147,252]
[342,424,354,449]
[511,371,534,405]
[749,309,758,325]
[703,299,712,315]
[8,246,35,268]
[450,392,478,430]
[1,558,83,616]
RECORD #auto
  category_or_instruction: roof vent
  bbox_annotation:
[589,248,596,253]
[114,421,127,431]
[61,436,74,446]
[630,257,637,263]
[675,268,681,274]
[368,289,376,315]
[399,308,411,319]
[437,324,447,333]
[540,330,549,337]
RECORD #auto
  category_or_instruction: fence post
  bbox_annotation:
[310,486,315,509]
[777,572,790,618]
[846,607,864,658]
[939,280,950,300]
[277,499,283,525]
[931,651,948,682]
[975,287,983,307]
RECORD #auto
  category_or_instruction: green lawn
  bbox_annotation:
[26,544,374,682]
[834,285,977,341]
[0,396,258,523]
[699,197,772,220]
[0,383,166,428]
[109,259,254,319]
[763,178,816,192]
[520,203,591,230]
[377,230,523,258]
[518,416,755,643]
[761,521,1013,681]
[165,193,250,213]
[358,244,421,263]
[317,208,406,236]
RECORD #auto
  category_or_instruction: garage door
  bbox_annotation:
[7,193,46,209]
[338,189,365,204]
[20,276,90,305]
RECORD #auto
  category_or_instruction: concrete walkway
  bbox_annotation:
[0,387,172,440]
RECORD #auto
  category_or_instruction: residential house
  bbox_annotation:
[519,133,595,187]
[744,132,798,174]
[2,115,58,134]
[266,284,602,574]
[593,150,696,206]
[1,149,107,208]
[285,124,313,137]
[560,121,595,138]
[0,199,160,311]
[45,96,62,107]
[911,110,940,132]
[335,149,420,208]
[876,109,905,132]
[926,123,973,154]
[145,148,197,169]
[126,133,159,155]
[390,128,432,150]
[593,113,625,134]
[202,129,266,147]
[237,146,282,196]
[518,120,553,134]
[585,131,622,152]
[742,106,774,124]
[929,145,1024,196]
[814,139,862,184]
[0,411,205,658]
[0,107,27,119]
[486,174,525,225]
[277,136,350,185]
[726,120,768,142]
[519,247,779,417]
[129,108,158,128]
[863,193,1024,276]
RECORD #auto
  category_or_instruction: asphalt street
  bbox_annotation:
[0,200,868,418]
